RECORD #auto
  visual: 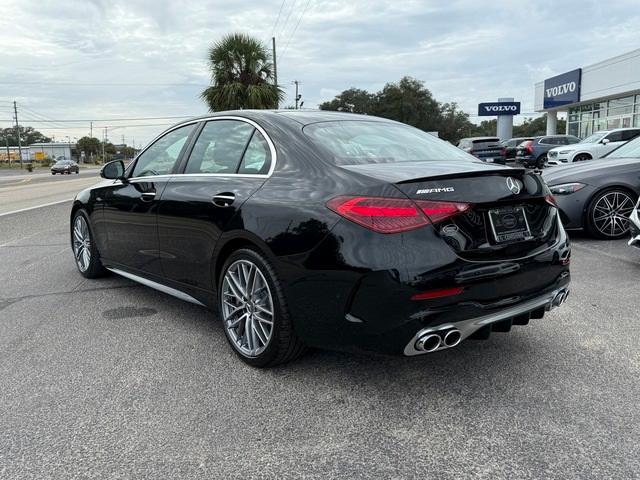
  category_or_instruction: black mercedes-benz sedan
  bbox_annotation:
[70,110,571,367]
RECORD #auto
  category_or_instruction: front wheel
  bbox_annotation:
[574,153,592,162]
[71,210,107,278]
[586,189,637,239]
[219,248,306,367]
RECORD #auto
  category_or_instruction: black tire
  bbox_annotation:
[574,153,592,162]
[52,172,56,175]
[586,188,637,239]
[536,154,548,168]
[71,210,107,278]
[218,248,306,367]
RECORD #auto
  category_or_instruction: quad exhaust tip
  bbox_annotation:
[552,288,570,308]
[415,329,461,352]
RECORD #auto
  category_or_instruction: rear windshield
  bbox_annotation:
[303,121,474,165]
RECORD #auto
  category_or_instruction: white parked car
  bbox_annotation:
[547,128,640,165]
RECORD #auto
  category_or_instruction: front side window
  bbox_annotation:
[304,121,474,165]
[132,124,195,178]
[605,131,624,143]
[185,120,254,174]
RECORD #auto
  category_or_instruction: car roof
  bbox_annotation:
[460,136,500,141]
[174,109,394,128]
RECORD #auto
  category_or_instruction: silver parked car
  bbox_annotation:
[543,136,640,239]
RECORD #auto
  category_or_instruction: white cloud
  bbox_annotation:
[1,0,640,143]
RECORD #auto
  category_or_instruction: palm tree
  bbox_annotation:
[201,33,284,111]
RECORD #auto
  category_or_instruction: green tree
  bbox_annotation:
[76,136,101,156]
[201,33,283,111]
[0,126,51,146]
[319,77,475,143]
[513,115,566,137]
[319,88,375,114]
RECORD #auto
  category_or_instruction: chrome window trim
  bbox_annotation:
[128,115,277,182]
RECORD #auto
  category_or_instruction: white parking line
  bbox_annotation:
[0,198,72,217]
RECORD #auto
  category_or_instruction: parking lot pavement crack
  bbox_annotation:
[0,284,142,311]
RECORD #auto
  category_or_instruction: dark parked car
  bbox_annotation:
[51,159,79,174]
[543,135,640,238]
[70,111,570,367]
[500,137,534,161]
[516,135,580,168]
[457,137,506,163]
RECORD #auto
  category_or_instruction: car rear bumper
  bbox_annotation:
[285,216,571,356]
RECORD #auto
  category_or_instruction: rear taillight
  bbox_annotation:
[501,148,507,156]
[524,141,534,154]
[326,196,471,234]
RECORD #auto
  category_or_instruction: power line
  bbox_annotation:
[17,115,194,123]
[0,80,208,87]
[271,0,287,36]
[278,0,298,38]
[280,0,312,61]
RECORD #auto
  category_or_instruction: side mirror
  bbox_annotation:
[601,138,610,145]
[100,160,125,180]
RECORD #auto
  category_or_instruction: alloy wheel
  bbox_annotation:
[591,191,635,238]
[221,259,274,357]
[72,215,92,272]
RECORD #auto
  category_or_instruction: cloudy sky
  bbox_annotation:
[1,0,639,145]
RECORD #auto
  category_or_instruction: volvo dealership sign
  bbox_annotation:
[478,101,521,116]
[543,68,581,109]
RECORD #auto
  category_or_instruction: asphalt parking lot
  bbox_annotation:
[1,199,639,479]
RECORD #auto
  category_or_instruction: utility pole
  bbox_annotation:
[101,127,106,162]
[293,80,301,109]
[272,37,278,109]
[5,136,10,166]
[13,101,23,168]
[90,121,93,138]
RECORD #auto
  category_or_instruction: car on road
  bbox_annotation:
[500,137,534,161]
[543,135,640,238]
[628,198,640,248]
[51,159,79,175]
[547,128,640,165]
[70,111,571,367]
[456,137,506,163]
[516,135,581,168]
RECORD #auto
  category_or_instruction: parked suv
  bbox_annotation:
[547,128,640,165]
[500,137,534,161]
[516,135,580,168]
[457,137,505,163]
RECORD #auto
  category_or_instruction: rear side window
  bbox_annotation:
[621,129,640,141]
[304,121,474,165]
[238,131,272,174]
[185,120,254,174]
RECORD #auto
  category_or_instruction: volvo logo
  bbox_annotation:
[545,81,577,98]
[506,177,521,195]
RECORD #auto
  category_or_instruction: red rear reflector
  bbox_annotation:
[411,286,464,301]
[327,196,471,234]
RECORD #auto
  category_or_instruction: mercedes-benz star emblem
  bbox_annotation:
[506,177,521,195]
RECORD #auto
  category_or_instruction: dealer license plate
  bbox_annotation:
[488,206,532,243]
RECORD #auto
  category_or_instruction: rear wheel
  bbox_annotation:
[536,154,548,168]
[219,248,306,367]
[586,188,637,239]
[71,210,107,278]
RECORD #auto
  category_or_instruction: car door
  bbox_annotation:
[97,123,197,276]
[157,118,274,292]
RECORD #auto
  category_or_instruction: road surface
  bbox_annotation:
[0,201,638,479]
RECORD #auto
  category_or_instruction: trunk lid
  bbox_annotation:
[342,160,557,261]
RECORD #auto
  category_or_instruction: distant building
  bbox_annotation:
[28,142,75,161]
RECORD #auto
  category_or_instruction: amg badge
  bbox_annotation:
[416,187,455,194]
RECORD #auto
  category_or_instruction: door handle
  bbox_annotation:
[212,193,235,208]
[140,192,156,202]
